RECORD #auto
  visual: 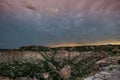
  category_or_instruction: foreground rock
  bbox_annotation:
[84,54,120,80]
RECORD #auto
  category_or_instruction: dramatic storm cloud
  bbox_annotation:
[0,0,120,48]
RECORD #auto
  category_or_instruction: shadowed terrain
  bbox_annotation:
[0,45,120,80]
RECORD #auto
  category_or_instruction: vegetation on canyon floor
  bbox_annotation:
[0,45,119,80]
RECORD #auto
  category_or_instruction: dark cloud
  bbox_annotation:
[0,0,120,48]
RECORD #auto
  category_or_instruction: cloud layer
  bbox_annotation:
[0,0,120,48]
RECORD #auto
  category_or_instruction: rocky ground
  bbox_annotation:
[0,45,119,80]
[84,56,120,80]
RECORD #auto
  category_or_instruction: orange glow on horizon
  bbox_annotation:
[51,41,120,47]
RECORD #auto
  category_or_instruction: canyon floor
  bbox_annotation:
[0,45,120,80]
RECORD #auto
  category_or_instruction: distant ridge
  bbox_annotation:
[0,44,120,52]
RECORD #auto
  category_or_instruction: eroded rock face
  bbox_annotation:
[0,51,23,62]
[23,51,44,60]
[0,47,119,80]
[45,51,54,58]
[84,68,120,80]
[41,72,49,79]
[0,51,45,62]
[55,50,69,61]
[69,51,80,59]
[60,65,71,79]
[84,64,120,80]
[96,56,119,66]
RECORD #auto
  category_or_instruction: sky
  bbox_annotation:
[0,0,120,48]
